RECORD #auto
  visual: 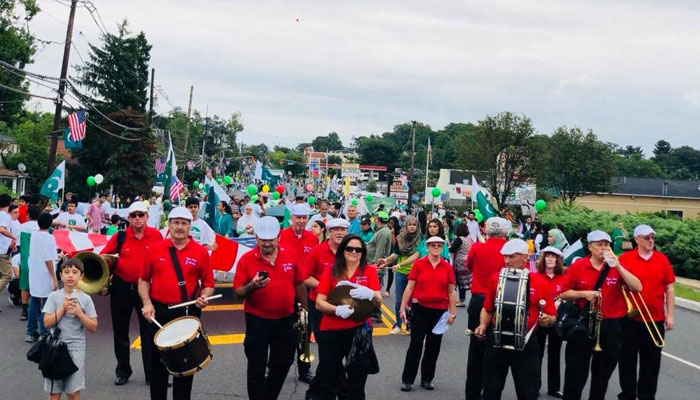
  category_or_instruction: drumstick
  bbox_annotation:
[465,329,473,336]
[150,317,164,329]
[168,294,223,309]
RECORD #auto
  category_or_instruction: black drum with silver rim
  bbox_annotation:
[493,267,530,350]
[154,316,212,377]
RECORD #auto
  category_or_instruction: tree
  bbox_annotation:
[615,145,644,158]
[311,132,343,151]
[538,126,616,205]
[455,112,538,209]
[242,144,269,161]
[653,140,671,158]
[356,136,400,171]
[614,155,666,179]
[2,111,52,186]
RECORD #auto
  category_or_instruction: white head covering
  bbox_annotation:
[238,203,258,229]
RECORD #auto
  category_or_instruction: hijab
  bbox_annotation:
[238,203,258,229]
[549,228,570,251]
[397,215,420,255]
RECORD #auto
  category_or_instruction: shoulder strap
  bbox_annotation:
[116,230,127,254]
[593,264,610,291]
[167,246,190,303]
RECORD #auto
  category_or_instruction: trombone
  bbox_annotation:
[621,286,665,348]
[588,289,603,352]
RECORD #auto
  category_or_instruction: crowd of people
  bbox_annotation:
[0,185,677,400]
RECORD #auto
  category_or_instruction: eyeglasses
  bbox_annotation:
[428,243,443,248]
[639,235,655,241]
[344,246,363,254]
[129,212,146,218]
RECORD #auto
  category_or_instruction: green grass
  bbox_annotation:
[675,283,700,303]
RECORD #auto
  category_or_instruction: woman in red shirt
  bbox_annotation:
[314,234,381,400]
[399,236,457,392]
[535,246,567,398]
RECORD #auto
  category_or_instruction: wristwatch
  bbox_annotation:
[450,314,457,319]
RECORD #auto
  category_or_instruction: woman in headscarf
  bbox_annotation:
[547,228,570,252]
[611,221,630,255]
[236,203,258,237]
[449,222,472,307]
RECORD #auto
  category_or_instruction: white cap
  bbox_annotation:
[255,216,281,240]
[127,201,147,214]
[291,203,311,216]
[587,230,612,243]
[486,217,511,235]
[633,224,656,237]
[500,239,529,255]
[425,236,445,245]
[168,207,192,221]
[540,246,563,257]
[326,218,350,230]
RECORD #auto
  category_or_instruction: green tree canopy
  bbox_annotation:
[311,132,343,151]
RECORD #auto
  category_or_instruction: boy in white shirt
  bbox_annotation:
[53,199,87,232]
[25,212,58,342]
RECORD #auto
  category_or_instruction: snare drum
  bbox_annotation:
[154,316,212,377]
[493,268,530,350]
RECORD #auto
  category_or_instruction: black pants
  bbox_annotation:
[537,326,562,393]
[483,332,540,400]
[618,318,665,400]
[401,304,445,384]
[111,274,152,381]
[244,313,297,400]
[466,294,485,399]
[563,318,622,400]
[147,301,202,400]
[316,326,369,400]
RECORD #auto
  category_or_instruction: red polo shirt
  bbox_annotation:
[101,226,163,284]
[303,241,337,301]
[483,270,556,330]
[316,265,380,331]
[619,250,674,322]
[536,272,568,300]
[140,238,213,305]
[466,238,507,295]
[279,227,318,259]
[407,256,455,310]
[233,245,305,319]
[563,256,627,319]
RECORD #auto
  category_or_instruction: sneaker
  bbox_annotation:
[390,326,401,335]
[9,295,20,307]
[25,334,36,343]
[20,308,27,321]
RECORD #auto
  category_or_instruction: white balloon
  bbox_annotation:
[94,174,104,184]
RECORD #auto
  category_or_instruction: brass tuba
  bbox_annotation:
[73,251,118,295]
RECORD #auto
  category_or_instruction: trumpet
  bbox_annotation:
[621,286,665,348]
[588,289,603,352]
[297,305,315,363]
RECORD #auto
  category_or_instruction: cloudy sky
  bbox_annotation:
[25,0,700,155]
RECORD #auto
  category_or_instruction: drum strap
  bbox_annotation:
[168,247,190,305]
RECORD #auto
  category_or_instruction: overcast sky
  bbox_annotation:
[25,0,700,155]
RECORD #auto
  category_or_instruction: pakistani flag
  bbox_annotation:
[63,128,82,149]
[204,176,231,229]
[162,134,178,204]
[562,239,585,266]
[471,175,497,219]
[262,165,280,187]
[40,160,65,202]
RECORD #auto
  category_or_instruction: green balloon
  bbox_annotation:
[474,209,482,217]
[431,187,441,197]
[216,178,223,185]
[476,213,484,223]
[224,175,232,184]
[193,180,200,188]
[351,199,358,206]
[308,195,316,205]
[87,176,96,187]
[247,184,258,195]
[535,199,547,212]
[365,194,373,202]
[272,192,280,200]
[251,194,259,202]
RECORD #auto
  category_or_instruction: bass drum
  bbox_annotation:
[154,316,212,377]
[493,267,530,350]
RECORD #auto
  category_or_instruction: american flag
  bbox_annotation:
[169,175,185,201]
[155,157,166,174]
[67,110,87,141]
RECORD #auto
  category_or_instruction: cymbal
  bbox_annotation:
[327,285,375,322]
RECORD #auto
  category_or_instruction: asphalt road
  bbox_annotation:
[1,286,699,400]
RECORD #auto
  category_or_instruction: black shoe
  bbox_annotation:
[20,308,27,321]
[420,380,434,390]
[400,383,412,392]
[547,390,563,398]
[299,372,314,384]
[114,376,129,386]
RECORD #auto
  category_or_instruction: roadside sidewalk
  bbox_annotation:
[675,277,700,313]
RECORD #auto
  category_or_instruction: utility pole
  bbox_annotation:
[407,120,417,209]
[181,85,193,182]
[201,105,208,167]
[148,68,155,126]
[47,0,78,174]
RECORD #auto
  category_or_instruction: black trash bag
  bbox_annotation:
[38,328,79,380]
[27,333,49,364]
[555,300,588,341]
[344,322,380,375]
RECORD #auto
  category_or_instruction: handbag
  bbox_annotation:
[38,327,79,380]
[344,322,380,375]
[621,241,633,250]
[555,265,609,341]
[27,333,48,364]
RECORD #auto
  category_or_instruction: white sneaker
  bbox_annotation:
[390,326,401,335]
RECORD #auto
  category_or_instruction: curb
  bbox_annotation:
[676,297,700,313]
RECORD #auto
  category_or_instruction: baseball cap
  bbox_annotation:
[376,211,389,222]
[486,217,511,234]
[633,225,656,237]
[425,236,445,245]
[291,203,311,216]
[587,230,612,243]
[540,246,563,257]
[255,216,281,240]
[168,207,192,221]
[327,218,350,230]
[500,239,529,255]
[127,201,147,214]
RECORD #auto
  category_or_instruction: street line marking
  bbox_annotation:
[381,303,397,324]
[131,336,141,349]
[662,352,700,371]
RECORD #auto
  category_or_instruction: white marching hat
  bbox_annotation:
[291,203,311,216]
[425,236,445,245]
[127,201,147,214]
[255,216,281,240]
[500,239,529,255]
[587,230,612,243]
[540,246,563,257]
[633,224,656,237]
[326,218,350,230]
[167,207,192,221]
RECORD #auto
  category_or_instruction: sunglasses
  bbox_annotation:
[639,235,655,241]
[428,243,443,248]
[344,246,363,254]
[129,212,146,218]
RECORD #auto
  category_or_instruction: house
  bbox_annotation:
[575,176,700,219]
[0,135,30,195]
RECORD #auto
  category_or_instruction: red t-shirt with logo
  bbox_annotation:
[466,238,507,295]
[316,265,380,331]
[279,227,318,259]
[140,238,213,305]
[233,245,305,319]
[407,256,455,310]
[563,256,627,319]
[102,226,163,284]
[483,270,556,330]
[303,241,337,302]
[536,272,568,300]
[619,250,675,322]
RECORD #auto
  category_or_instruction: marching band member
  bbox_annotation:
[399,236,457,392]
[474,239,557,400]
[233,216,307,400]
[139,207,214,400]
[559,231,641,400]
[617,225,675,400]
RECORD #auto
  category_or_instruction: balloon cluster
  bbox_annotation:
[86,174,104,187]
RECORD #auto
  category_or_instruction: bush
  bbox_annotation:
[538,204,700,279]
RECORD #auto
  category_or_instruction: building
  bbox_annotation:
[575,176,700,219]
[0,135,30,195]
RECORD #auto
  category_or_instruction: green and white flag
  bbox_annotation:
[204,176,230,229]
[562,239,585,266]
[40,160,65,202]
[162,134,178,204]
[471,175,497,219]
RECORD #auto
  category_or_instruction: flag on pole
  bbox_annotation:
[204,176,231,230]
[169,175,185,202]
[471,175,497,219]
[562,239,584,266]
[63,128,82,149]
[262,165,280,187]
[40,160,65,202]
[427,137,433,165]
[155,157,166,174]
[163,133,178,203]
[67,110,87,141]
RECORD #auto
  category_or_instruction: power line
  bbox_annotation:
[0,82,57,101]
[65,82,146,131]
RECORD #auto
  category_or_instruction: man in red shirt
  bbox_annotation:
[559,230,642,400]
[473,238,556,400]
[617,225,675,400]
[101,202,163,386]
[278,203,318,384]
[233,216,307,400]
[139,207,215,400]
[465,216,509,400]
